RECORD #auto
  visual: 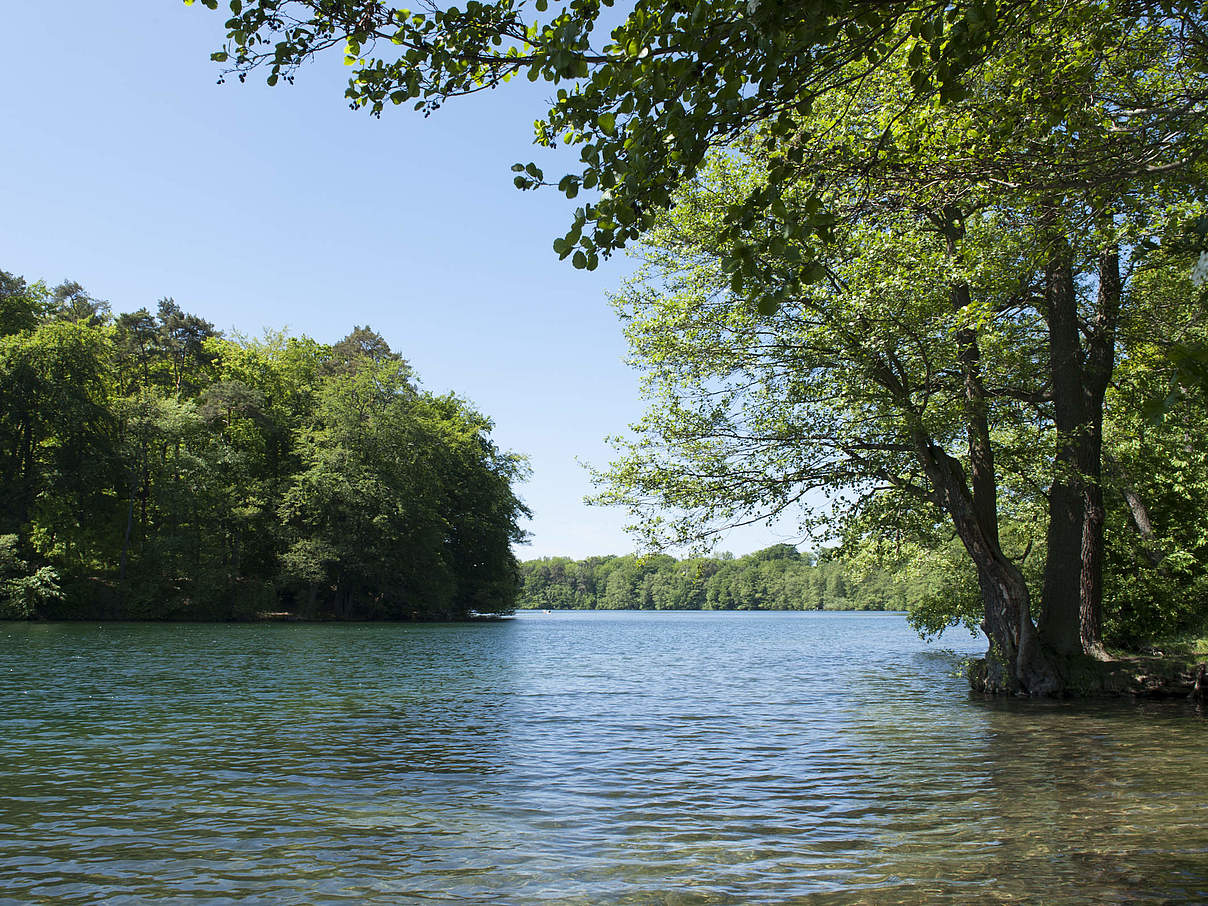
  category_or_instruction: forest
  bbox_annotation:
[517,544,908,612]
[0,270,528,621]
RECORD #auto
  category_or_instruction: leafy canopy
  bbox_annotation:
[183,0,1055,294]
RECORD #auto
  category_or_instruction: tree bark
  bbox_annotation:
[1038,244,1119,657]
[1079,489,1105,654]
[929,209,1061,692]
[1039,249,1085,656]
[912,430,1060,693]
[941,208,1001,546]
[1078,249,1120,656]
[910,208,1061,692]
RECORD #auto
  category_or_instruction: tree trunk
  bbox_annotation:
[913,432,1061,694]
[1038,244,1119,658]
[118,485,135,581]
[1079,484,1105,655]
[1105,451,1167,568]
[931,208,1061,693]
[1078,248,1120,656]
[1039,249,1085,655]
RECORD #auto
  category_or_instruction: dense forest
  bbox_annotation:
[0,270,527,621]
[518,545,908,612]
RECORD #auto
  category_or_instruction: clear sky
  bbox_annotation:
[1,1,803,559]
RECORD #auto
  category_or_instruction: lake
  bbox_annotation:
[1,611,1205,903]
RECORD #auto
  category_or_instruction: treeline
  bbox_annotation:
[517,544,914,611]
[0,270,527,621]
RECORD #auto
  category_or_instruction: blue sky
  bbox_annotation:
[1,1,801,558]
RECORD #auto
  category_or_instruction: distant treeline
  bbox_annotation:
[518,544,904,611]
[0,270,527,621]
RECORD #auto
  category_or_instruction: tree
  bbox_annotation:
[0,272,46,337]
[515,545,893,611]
[0,317,114,541]
[50,280,110,325]
[280,345,528,618]
[185,0,1208,296]
[592,7,1208,692]
[0,534,61,619]
[326,324,406,376]
[0,268,528,621]
[1099,260,1208,647]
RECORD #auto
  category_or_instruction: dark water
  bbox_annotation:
[1,612,1204,904]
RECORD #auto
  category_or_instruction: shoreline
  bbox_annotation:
[968,653,1208,702]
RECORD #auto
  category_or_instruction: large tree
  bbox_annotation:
[595,8,1208,693]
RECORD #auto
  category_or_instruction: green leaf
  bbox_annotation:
[802,262,826,283]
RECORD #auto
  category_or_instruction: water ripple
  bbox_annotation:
[1,613,1205,903]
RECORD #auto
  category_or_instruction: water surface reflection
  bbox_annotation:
[1,613,1204,903]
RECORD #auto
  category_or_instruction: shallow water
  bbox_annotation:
[1,611,1204,903]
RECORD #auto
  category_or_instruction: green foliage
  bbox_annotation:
[188,0,1208,311]
[588,6,1208,661]
[517,545,903,612]
[0,314,115,546]
[1099,263,1208,647]
[0,535,62,619]
[0,267,527,621]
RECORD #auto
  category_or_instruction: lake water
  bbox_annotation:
[1,611,1205,904]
